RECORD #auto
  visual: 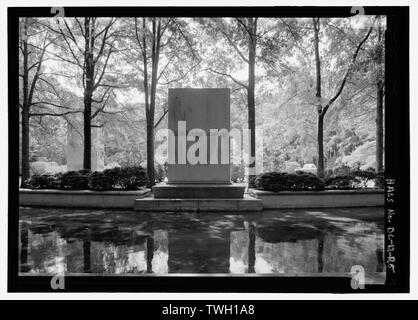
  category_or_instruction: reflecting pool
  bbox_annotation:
[19,207,385,280]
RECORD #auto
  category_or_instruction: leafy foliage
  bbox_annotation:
[103,166,148,190]
[324,175,360,190]
[254,167,383,192]
[325,169,382,189]
[26,166,148,191]
[254,172,325,191]
[88,171,113,191]
[26,174,58,189]
[59,170,91,190]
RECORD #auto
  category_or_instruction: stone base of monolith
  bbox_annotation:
[133,194,262,212]
[152,183,246,199]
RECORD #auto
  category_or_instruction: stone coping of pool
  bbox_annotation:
[19,188,384,209]
[19,188,151,209]
[249,188,384,209]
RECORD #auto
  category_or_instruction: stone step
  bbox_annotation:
[152,183,246,199]
[133,194,262,212]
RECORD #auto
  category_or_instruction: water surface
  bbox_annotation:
[19,207,385,279]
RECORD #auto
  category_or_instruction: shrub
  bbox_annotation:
[27,174,57,189]
[59,170,90,190]
[115,166,148,190]
[351,169,375,187]
[299,173,326,190]
[102,166,148,190]
[351,168,385,189]
[254,172,324,192]
[88,171,113,191]
[25,166,148,191]
[325,175,359,190]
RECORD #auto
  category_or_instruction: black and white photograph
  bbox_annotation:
[2,1,414,303]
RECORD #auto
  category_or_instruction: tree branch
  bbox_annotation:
[206,68,248,89]
[30,110,82,117]
[322,17,376,116]
[153,107,168,129]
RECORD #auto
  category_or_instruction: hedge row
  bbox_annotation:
[254,172,325,191]
[254,170,383,192]
[26,166,148,191]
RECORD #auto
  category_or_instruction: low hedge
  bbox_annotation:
[254,169,382,192]
[60,170,90,190]
[325,169,384,190]
[254,172,325,192]
[324,175,360,190]
[26,166,148,191]
[88,171,114,191]
[102,166,148,190]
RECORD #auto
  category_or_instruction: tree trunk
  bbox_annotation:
[313,18,325,178]
[83,94,92,170]
[376,81,384,172]
[376,17,384,172]
[146,118,155,186]
[317,113,325,178]
[83,18,94,170]
[20,18,30,188]
[21,106,30,187]
[144,18,161,187]
[247,18,257,186]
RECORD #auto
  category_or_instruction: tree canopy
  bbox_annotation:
[19,16,385,184]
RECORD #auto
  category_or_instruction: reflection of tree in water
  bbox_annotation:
[19,229,67,274]
[230,220,384,275]
[19,223,30,272]
[19,218,169,274]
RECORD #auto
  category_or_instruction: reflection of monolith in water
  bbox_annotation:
[255,238,319,274]
[66,113,104,171]
[168,232,229,273]
[65,240,84,273]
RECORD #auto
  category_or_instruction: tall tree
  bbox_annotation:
[204,18,258,184]
[19,18,80,187]
[132,18,198,186]
[47,17,121,170]
[246,18,258,185]
[375,16,385,173]
[134,18,162,186]
[312,17,375,177]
